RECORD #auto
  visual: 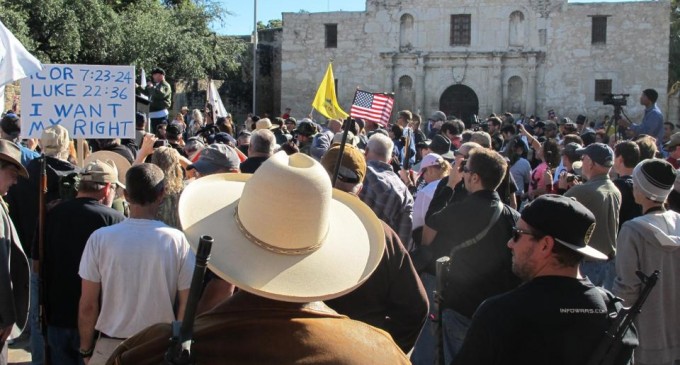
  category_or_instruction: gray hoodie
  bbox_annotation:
[613,210,680,364]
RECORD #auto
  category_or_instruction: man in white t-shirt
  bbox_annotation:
[78,163,194,365]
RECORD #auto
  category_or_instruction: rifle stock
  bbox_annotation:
[586,270,659,365]
[434,256,451,365]
[163,235,214,365]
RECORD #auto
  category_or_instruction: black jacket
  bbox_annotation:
[414,190,521,318]
[6,156,79,257]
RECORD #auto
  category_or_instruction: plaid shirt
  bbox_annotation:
[359,160,414,250]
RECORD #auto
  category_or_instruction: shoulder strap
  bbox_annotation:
[449,203,504,258]
[596,286,621,318]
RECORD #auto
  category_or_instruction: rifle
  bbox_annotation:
[331,117,353,187]
[434,256,451,365]
[37,155,51,364]
[586,270,659,365]
[402,126,412,171]
[163,235,214,365]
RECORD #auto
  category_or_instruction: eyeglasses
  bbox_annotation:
[512,227,540,242]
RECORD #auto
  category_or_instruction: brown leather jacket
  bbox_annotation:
[107,291,410,365]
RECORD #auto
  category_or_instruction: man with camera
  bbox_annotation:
[618,89,664,151]
[556,142,583,194]
[411,147,520,364]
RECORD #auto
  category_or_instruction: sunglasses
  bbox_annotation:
[512,227,540,242]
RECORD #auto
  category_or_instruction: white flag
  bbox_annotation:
[0,20,42,87]
[207,80,228,118]
[140,68,146,86]
[0,85,4,115]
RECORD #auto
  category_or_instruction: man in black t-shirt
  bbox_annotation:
[612,141,642,230]
[41,160,125,365]
[453,195,622,365]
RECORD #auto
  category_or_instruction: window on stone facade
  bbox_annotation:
[594,79,612,101]
[539,29,547,46]
[509,11,525,47]
[591,16,607,44]
[325,24,337,48]
[398,75,415,111]
[450,14,471,46]
[400,14,415,50]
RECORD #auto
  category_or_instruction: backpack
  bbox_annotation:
[58,171,81,201]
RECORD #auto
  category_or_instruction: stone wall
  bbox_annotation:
[2,82,21,114]
[280,0,670,124]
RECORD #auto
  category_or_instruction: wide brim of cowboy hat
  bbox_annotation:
[84,151,131,186]
[0,153,28,179]
[179,173,385,303]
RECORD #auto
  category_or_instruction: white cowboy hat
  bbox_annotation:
[84,151,131,187]
[178,152,385,303]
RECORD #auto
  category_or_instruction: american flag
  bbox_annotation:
[350,90,395,127]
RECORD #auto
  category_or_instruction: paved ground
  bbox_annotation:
[8,335,31,364]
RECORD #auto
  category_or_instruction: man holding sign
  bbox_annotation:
[137,68,172,134]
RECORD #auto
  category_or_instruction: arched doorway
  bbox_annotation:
[439,84,479,127]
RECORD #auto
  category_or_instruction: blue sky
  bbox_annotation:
[212,0,639,35]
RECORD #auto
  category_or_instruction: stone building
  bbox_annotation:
[280,0,670,125]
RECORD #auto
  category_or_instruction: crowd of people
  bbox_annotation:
[0,85,678,365]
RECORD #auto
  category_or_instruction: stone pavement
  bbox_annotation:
[7,335,31,364]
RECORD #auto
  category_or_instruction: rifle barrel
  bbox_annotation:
[179,235,214,340]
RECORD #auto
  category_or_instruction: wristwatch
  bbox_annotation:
[79,348,94,358]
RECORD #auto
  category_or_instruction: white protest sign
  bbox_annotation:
[20,64,135,139]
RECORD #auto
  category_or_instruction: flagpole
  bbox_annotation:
[252,0,258,115]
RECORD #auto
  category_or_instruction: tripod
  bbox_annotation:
[605,104,629,143]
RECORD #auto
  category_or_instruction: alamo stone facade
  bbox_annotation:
[280,0,670,124]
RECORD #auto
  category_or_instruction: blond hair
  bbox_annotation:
[151,147,184,195]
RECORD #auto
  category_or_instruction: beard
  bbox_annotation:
[511,246,537,282]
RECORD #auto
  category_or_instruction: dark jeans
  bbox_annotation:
[582,259,616,290]
[47,326,83,365]
[30,271,44,365]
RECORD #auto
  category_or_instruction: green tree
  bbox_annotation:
[0,0,246,82]
[257,19,282,30]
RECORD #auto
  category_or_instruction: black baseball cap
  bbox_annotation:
[576,143,614,167]
[0,113,21,137]
[521,195,607,260]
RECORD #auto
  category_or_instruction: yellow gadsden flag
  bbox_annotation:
[312,63,349,120]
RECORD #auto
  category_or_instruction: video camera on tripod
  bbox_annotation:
[602,93,630,141]
[602,93,629,107]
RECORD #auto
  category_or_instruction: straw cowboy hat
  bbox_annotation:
[178,152,385,303]
[255,118,278,131]
[84,151,131,188]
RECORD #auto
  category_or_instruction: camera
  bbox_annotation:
[566,173,581,183]
[153,139,169,148]
[458,159,467,173]
[602,93,629,107]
